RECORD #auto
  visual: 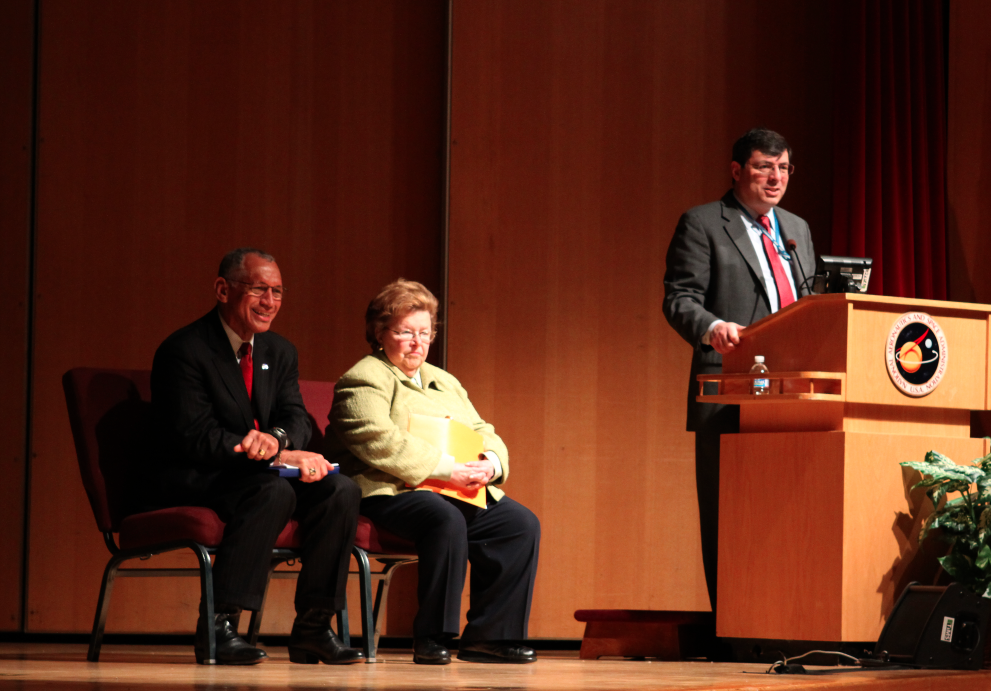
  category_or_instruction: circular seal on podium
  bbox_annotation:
[885,311,948,397]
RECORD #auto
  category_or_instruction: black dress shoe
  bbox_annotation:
[458,641,537,664]
[288,608,365,665]
[413,637,451,665]
[194,611,267,665]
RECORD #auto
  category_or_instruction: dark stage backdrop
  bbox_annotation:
[947,1,991,305]
[0,0,35,631]
[830,0,948,299]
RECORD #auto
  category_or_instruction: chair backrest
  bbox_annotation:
[63,367,154,533]
[298,378,417,555]
[297,379,337,452]
[65,371,337,532]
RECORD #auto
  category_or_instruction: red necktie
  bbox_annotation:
[238,342,253,399]
[757,215,796,309]
[238,342,260,430]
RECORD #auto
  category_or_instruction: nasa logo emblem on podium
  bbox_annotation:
[885,312,948,397]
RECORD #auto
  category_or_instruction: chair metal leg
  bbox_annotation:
[247,560,281,647]
[337,601,350,647]
[194,545,217,664]
[353,546,377,662]
[88,554,128,662]
[371,575,388,655]
[89,543,219,663]
[371,561,411,658]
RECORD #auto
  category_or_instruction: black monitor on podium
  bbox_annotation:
[812,255,873,294]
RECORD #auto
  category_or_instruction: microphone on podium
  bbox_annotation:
[785,239,813,295]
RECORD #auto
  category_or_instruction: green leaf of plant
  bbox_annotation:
[930,483,954,508]
[945,494,976,508]
[942,467,983,483]
[902,462,983,485]
[940,551,972,580]
[976,444,991,472]
[932,511,974,535]
[980,509,991,545]
[902,460,948,476]
[907,449,991,596]
[919,513,937,545]
[926,450,958,467]
[977,544,991,571]
[977,471,991,501]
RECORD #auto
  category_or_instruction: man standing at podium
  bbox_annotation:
[662,129,816,618]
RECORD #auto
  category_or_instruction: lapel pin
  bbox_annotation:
[262,364,269,370]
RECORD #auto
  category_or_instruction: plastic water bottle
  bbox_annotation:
[750,356,770,396]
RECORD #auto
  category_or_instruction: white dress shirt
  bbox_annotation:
[702,197,798,345]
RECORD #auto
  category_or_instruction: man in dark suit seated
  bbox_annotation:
[150,247,364,666]
[663,129,816,620]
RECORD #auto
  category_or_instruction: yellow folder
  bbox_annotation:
[407,412,487,508]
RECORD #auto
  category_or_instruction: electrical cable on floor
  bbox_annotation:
[765,650,862,674]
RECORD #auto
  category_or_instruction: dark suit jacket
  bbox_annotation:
[149,308,311,505]
[663,190,815,432]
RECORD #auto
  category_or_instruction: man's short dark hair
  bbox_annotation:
[731,128,792,165]
[218,247,276,282]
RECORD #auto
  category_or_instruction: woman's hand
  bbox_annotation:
[280,450,334,483]
[449,464,489,491]
[464,459,496,483]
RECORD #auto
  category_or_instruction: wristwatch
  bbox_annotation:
[268,427,289,462]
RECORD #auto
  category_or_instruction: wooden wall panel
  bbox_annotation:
[448,0,834,637]
[0,0,34,632]
[28,0,445,633]
[17,0,982,642]
[947,1,991,304]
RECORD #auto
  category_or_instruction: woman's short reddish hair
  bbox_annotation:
[364,278,440,350]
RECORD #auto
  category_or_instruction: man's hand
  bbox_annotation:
[449,465,489,491]
[710,322,746,355]
[280,449,334,483]
[234,430,279,461]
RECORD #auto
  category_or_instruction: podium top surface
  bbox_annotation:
[748,294,991,333]
[721,294,991,410]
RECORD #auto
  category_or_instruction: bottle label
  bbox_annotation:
[753,378,769,388]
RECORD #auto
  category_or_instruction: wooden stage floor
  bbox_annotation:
[0,644,989,691]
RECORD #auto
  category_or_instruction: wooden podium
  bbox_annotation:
[699,293,991,643]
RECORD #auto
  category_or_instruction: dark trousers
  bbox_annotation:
[361,492,540,642]
[693,402,739,613]
[695,431,721,612]
[204,471,360,614]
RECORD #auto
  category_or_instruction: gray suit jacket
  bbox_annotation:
[663,190,815,431]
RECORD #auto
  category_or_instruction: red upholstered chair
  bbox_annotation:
[63,367,306,663]
[297,379,418,662]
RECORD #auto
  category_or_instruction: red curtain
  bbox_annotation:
[830,0,947,299]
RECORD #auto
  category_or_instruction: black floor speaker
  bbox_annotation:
[872,582,990,670]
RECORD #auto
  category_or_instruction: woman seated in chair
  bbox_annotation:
[325,278,540,665]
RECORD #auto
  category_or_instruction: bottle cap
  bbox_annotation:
[755,355,765,363]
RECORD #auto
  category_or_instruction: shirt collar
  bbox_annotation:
[732,193,777,227]
[372,349,424,388]
[218,311,254,356]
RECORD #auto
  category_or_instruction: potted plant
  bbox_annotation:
[901,449,991,597]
